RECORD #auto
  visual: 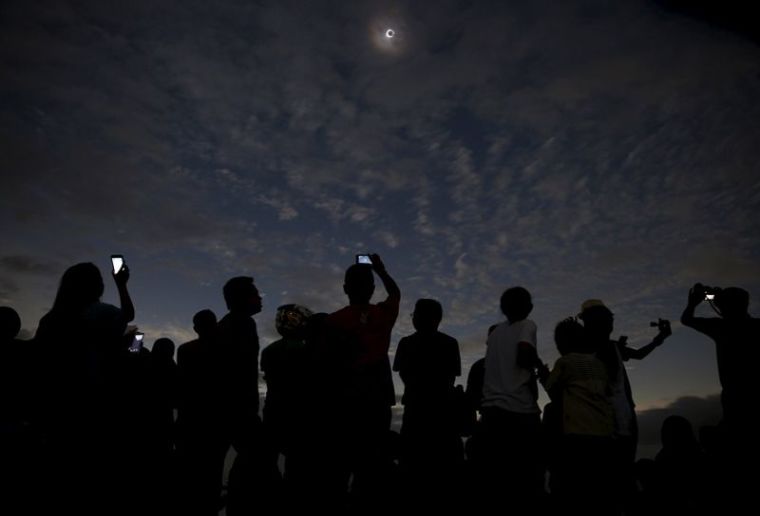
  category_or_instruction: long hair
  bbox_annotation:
[51,262,104,315]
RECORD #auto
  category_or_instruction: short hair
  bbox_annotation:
[223,276,255,310]
[152,338,175,358]
[193,309,217,336]
[414,299,443,322]
[715,287,750,317]
[554,317,586,355]
[500,287,533,320]
[344,264,374,286]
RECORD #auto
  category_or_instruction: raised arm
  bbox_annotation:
[370,253,400,302]
[681,283,706,328]
[620,319,671,361]
[113,265,135,323]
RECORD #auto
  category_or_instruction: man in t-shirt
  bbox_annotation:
[681,284,759,508]
[681,284,759,437]
[326,253,400,509]
[480,286,544,509]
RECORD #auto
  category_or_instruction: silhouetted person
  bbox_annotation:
[260,303,314,506]
[176,309,225,516]
[480,287,545,511]
[326,254,400,512]
[463,324,498,471]
[0,306,36,515]
[681,284,760,508]
[393,298,462,510]
[150,337,177,452]
[0,306,29,432]
[652,415,707,514]
[681,284,758,439]
[33,262,134,515]
[216,276,279,515]
[542,317,614,515]
[579,299,671,510]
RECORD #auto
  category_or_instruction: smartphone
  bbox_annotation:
[356,254,373,265]
[111,255,125,274]
[129,332,144,353]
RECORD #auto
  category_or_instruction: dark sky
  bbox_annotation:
[2,0,759,441]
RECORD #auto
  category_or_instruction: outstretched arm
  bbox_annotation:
[621,319,671,361]
[113,265,135,322]
[370,253,400,302]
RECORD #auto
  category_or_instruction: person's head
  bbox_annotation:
[661,415,697,451]
[152,338,175,362]
[579,299,614,339]
[714,287,749,319]
[193,309,218,339]
[343,264,375,305]
[554,317,588,355]
[412,299,443,333]
[223,276,262,316]
[0,306,21,342]
[275,304,314,339]
[500,287,533,323]
[53,262,104,313]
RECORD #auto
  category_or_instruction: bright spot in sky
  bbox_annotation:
[370,16,405,54]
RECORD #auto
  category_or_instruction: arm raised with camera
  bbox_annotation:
[620,319,671,361]
[681,283,717,336]
[370,253,400,304]
[113,265,135,323]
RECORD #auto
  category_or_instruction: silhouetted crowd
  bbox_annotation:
[0,255,757,515]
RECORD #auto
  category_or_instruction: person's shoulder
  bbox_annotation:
[327,305,352,320]
[436,331,459,345]
[521,319,538,331]
[262,338,286,355]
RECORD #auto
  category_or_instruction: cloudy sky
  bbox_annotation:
[2,0,759,445]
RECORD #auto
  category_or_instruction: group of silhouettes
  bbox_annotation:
[0,254,758,515]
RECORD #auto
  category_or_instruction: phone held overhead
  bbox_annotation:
[111,254,125,274]
[356,254,373,265]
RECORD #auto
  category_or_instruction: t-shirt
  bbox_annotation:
[326,297,399,406]
[545,352,613,437]
[682,316,760,397]
[482,319,540,414]
[393,330,461,407]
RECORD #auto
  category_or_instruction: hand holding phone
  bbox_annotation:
[356,254,373,265]
[129,332,144,353]
[111,255,125,274]
[111,254,130,286]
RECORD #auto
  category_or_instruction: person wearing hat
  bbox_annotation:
[579,299,671,506]
[260,304,315,499]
